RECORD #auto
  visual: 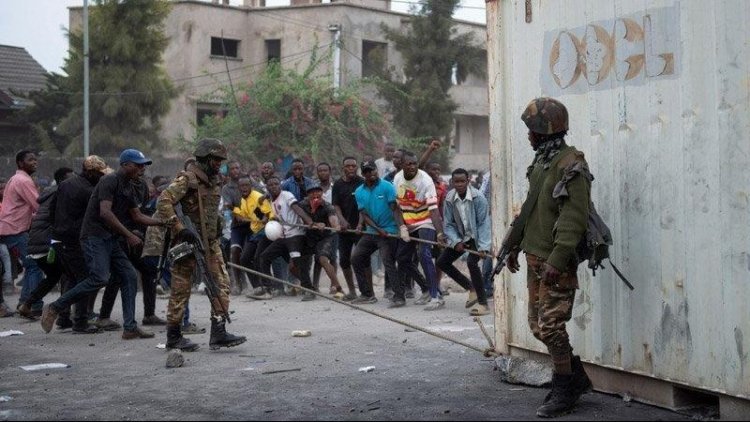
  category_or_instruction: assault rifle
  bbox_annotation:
[175,205,232,323]
[492,216,523,277]
[156,226,172,286]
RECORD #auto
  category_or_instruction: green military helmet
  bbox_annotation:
[193,138,228,160]
[521,97,569,135]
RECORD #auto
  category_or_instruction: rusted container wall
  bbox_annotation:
[487,0,749,399]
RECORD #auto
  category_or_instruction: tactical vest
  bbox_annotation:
[179,168,222,242]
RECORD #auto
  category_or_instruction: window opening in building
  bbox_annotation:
[211,37,240,58]
[197,105,228,127]
[266,39,281,63]
[362,40,387,77]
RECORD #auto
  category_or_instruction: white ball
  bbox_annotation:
[265,220,284,241]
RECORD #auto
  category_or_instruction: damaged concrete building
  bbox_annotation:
[69,0,489,170]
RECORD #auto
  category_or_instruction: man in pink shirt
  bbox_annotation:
[0,150,39,317]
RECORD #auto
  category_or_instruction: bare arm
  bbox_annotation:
[391,202,405,227]
[328,214,341,231]
[418,139,441,169]
[129,207,165,227]
[291,203,314,226]
[360,210,387,237]
[100,200,140,244]
[334,205,349,230]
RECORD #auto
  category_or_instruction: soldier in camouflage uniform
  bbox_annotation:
[156,139,246,352]
[506,98,593,418]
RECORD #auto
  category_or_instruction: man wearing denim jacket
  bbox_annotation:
[436,168,492,316]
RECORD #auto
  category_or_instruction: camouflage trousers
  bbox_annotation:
[526,253,578,360]
[167,240,231,326]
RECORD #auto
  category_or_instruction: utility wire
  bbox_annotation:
[390,0,486,10]
[53,42,333,97]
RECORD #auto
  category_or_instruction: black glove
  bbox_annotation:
[177,229,199,245]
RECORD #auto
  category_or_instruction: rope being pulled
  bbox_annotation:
[279,222,493,258]
[227,262,498,357]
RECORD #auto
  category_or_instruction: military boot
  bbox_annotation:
[571,355,593,397]
[166,325,199,352]
[209,319,247,350]
[536,373,578,418]
[543,356,593,404]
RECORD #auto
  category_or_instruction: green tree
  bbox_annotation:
[193,50,390,169]
[57,0,177,155]
[372,0,485,161]
[13,72,73,155]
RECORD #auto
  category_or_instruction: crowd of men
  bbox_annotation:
[0,97,595,418]
[0,138,495,332]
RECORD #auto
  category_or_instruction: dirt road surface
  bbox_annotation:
[0,280,693,421]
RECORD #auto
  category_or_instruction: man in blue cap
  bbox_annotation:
[41,149,172,340]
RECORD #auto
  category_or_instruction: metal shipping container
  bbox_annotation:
[486,0,750,409]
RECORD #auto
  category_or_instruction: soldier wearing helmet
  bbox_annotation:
[156,138,246,352]
[506,97,593,417]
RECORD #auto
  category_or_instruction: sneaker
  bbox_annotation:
[383,289,395,300]
[16,303,35,320]
[342,292,358,302]
[142,315,167,326]
[424,299,445,311]
[404,289,415,299]
[182,322,206,335]
[40,304,58,333]
[333,291,345,300]
[388,298,406,308]
[245,287,267,299]
[94,318,122,331]
[56,317,74,330]
[155,284,166,296]
[0,302,15,318]
[271,289,284,298]
[72,324,103,334]
[469,304,490,316]
[414,292,431,305]
[301,292,316,302]
[465,291,478,308]
[351,295,378,305]
[122,327,155,340]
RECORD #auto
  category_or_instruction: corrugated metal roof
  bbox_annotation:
[0,44,48,97]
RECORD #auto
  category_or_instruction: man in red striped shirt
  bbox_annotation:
[392,152,447,310]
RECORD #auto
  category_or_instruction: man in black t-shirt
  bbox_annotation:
[331,157,364,301]
[298,183,343,298]
[41,149,169,340]
[97,173,168,328]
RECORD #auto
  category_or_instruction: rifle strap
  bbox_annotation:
[196,182,212,251]
[608,259,635,291]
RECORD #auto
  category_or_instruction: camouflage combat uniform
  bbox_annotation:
[519,98,590,368]
[156,163,231,325]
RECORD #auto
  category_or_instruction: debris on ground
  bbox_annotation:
[262,368,302,375]
[0,396,11,402]
[0,330,24,337]
[19,363,70,371]
[291,330,311,337]
[166,350,184,368]
[358,366,375,373]
[155,343,166,349]
[494,356,552,387]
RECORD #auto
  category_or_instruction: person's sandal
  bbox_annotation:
[469,304,490,316]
